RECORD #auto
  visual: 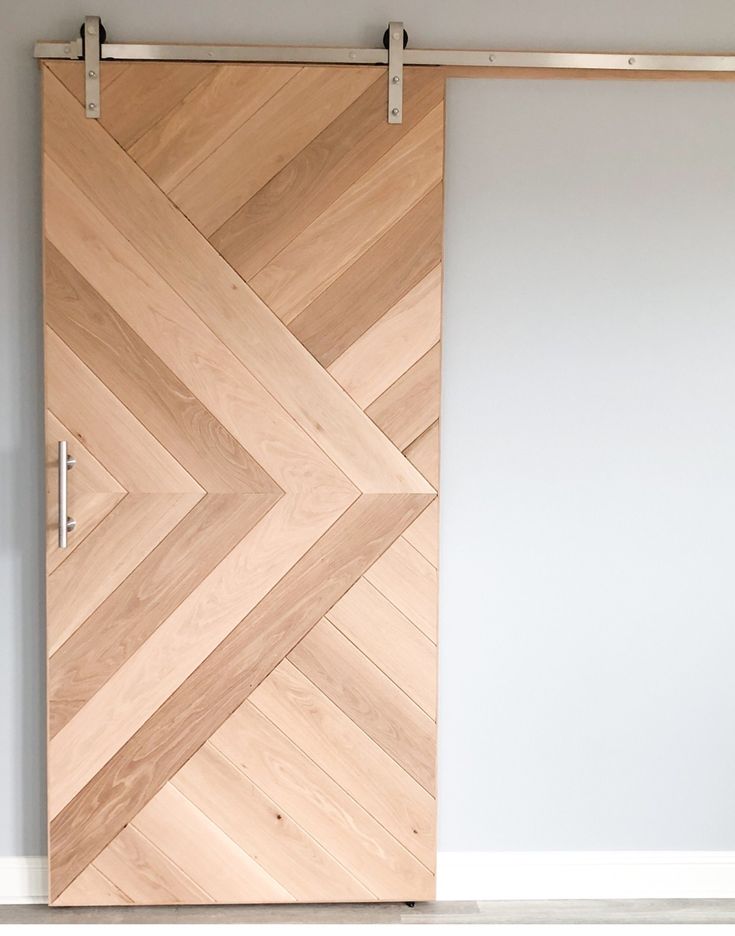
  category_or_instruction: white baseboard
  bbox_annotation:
[0,857,47,904]
[4,853,735,904]
[437,851,735,901]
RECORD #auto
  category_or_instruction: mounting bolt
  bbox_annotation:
[391,107,400,116]
[488,54,495,63]
[392,30,401,40]
[392,75,400,83]
[87,24,96,35]
[628,56,636,65]
[88,69,96,78]
[88,102,96,110]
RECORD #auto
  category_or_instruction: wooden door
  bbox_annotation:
[42,60,443,905]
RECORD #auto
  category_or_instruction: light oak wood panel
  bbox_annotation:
[48,490,349,821]
[404,420,440,491]
[251,661,436,871]
[131,783,293,904]
[328,265,443,409]
[129,65,298,192]
[251,102,444,325]
[326,576,437,717]
[402,497,439,568]
[43,73,430,495]
[364,536,439,643]
[49,493,429,898]
[288,187,443,368]
[173,743,373,901]
[48,493,278,738]
[170,67,379,236]
[47,493,201,661]
[366,343,442,451]
[43,60,443,905]
[46,243,279,494]
[43,156,352,495]
[57,864,131,907]
[211,67,444,280]
[92,826,211,905]
[289,619,436,793]
[211,701,434,900]
[45,61,130,109]
[45,328,201,494]
[45,411,125,575]
[88,63,216,150]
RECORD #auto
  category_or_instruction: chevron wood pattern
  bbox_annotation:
[42,60,444,905]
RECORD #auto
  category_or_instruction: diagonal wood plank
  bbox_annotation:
[172,743,373,901]
[48,493,279,738]
[70,63,216,151]
[288,187,443,368]
[250,102,444,325]
[404,420,440,491]
[91,825,211,905]
[251,661,436,870]
[43,155,353,494]
[47,489,351,821]
[288,619,436,793]
[129,783,293,903]
[211,66,445,280]
[328,265,443,409]
[402,497,439,568]
[47,492,201,659]
[45,242,279,494]
[169,66,380,236]
[45,328,202,494]
[49,492,431,899]
[364,536,439,643]
[56,864,131,907]
[45,61,131,111]
[326,576,437,717]
[367,343,442,451]
[45,411,125,575]
[129,65,299,193]
[43,70,432,495]
[211,700,434,899]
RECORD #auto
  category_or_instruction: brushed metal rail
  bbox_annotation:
[33,39,735,73]
[58,441,76,549]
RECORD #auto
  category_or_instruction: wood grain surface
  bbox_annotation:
[42,60,443,906]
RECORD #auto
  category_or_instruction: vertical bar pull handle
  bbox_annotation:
[58,440,77,549]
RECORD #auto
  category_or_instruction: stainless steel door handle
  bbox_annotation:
[58,440,77,549]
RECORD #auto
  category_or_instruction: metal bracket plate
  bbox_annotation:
[84,15,101,118]
[387,21,404,124]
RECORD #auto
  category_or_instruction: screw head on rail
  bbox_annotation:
[628,56,636,65]
[488,54,495,62]
[88,102,96,110]
[87,24,96,35]
[391,107,400,116]
[88,70,96,78]
[392,75,400,83]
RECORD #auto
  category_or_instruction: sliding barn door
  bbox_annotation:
[42,60,443,905]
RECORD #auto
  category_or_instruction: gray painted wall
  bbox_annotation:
[2,0,735,856]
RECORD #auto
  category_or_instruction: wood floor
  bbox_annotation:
[3,899,735,924]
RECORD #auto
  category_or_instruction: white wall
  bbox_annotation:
[439,77,735,851]
[2,0,735,858]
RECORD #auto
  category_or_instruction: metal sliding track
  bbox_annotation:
[34,18,735,124]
